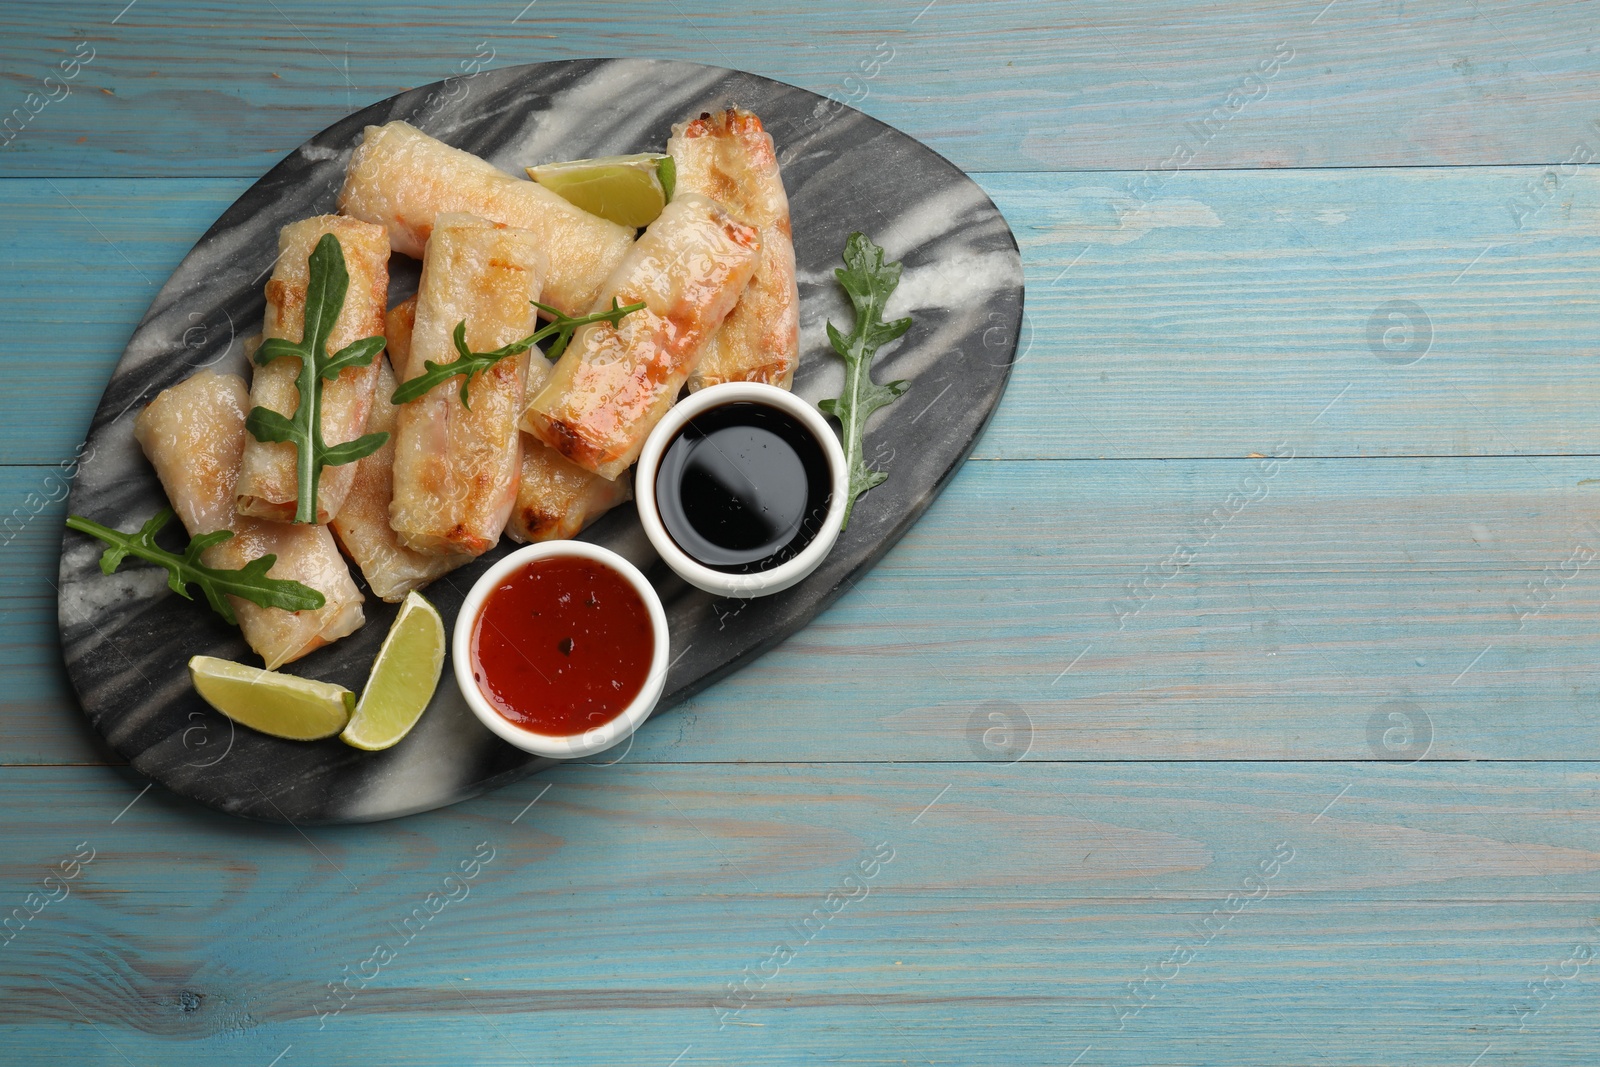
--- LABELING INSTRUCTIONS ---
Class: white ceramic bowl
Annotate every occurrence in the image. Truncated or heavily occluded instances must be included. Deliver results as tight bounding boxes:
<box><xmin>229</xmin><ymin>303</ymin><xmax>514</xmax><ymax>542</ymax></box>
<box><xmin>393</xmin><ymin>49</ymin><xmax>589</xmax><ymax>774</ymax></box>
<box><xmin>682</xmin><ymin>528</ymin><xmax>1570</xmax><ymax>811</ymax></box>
<box><xmin>635</xmin><ymin>382</ymin><xmax>848</xmax><ymax>598</ymax></box>
<box><xmin>452</xmin><ymin>541</ymin><xmax>669</xmax><ymax>758</ymax></box>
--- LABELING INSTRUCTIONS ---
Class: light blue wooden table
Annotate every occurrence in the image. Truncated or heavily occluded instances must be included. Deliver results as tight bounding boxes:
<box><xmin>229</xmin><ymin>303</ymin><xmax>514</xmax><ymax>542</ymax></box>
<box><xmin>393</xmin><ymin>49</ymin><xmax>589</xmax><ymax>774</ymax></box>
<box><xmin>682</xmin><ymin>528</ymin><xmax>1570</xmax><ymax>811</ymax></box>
<box><xmin>5</xmin><ymin>2</ymin><xmax>1600</xmax><ymax>1063</ymax></box>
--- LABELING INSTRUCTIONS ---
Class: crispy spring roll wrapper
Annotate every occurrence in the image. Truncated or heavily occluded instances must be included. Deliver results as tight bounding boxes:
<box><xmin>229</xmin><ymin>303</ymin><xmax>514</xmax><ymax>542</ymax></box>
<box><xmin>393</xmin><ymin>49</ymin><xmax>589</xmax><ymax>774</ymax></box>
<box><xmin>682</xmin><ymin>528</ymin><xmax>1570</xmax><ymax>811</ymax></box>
<box><xmin>337</xmin><ymin>121</ymin><xmax>634</xmax><ymax>317</ymax></box>
<box><xmin>236</xmin><ymin>215</ymin><xmax>390</xmax><ymax>524</ymax></box>
<box><xmin>504</xmin><ymin>268</ymin><xmax>636</xmax><ymax>544</ymax></box>
<box><xmin>134</xmin><ymin>369</ymin><xmax>364</xmax><ymax>669</ymax></box>
<box><xmin>520</xmin><ymin>193</ymin><xmax>761</xmax><ymax>480</ymax></box>
<box><xmin>385</xmin><ymin>297</ymin><xmax>416</xmax><ymax>364</ymax></box>
<box><xmin>669</xmin><ymin>108</ymin><xmax>800</xmax><ymax>391</ymax></box>
<box><xmin>331</xmin><ymin>343</ymin><xmax>467</xmax><ymax>601</ymax></box>
<box><xmin>390</xmin><ymin>214</ymin><xmax>547</xmax><ymax>557</ymax></box>
<box><xmin>506</xmin><ymin>441</ymin><xmax>633</xmax><ymax>544</ymax></box>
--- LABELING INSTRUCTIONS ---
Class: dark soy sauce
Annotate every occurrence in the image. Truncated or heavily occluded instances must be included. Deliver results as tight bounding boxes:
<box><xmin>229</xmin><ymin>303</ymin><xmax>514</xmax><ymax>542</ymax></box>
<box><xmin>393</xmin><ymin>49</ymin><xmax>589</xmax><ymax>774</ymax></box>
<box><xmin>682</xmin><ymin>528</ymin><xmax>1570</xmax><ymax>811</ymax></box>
<box><xmin>655</xmin><ymin>401</ymin><xmax>832</xmax><ymax>573</ymax></box>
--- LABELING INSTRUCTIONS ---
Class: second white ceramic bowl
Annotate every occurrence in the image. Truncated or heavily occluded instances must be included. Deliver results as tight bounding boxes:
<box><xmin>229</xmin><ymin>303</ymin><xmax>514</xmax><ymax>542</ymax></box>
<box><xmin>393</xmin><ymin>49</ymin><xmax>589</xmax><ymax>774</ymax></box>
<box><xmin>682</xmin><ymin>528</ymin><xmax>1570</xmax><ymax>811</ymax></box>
<box><xmin>634</xmin><ymin>382</ymin><xmax>848</xmax><ymax>598</ymax></box>
<box><xmin>452</xmin><ymin>541</ymin><xmax>669</xmax><ymax>759</ymax></box>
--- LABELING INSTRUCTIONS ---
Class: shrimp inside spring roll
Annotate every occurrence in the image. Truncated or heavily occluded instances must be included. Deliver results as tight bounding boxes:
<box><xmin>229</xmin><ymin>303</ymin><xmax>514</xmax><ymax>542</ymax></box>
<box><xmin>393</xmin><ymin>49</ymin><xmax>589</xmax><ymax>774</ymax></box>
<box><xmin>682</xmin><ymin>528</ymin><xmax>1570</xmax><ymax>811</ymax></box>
<box><xmin>338</xmin><ymin>120</ymin><xmax>634</xmax><ymax>318</ymax></box>
<box><xmin>135</xmin><ymin>369</ymin><xmax>364</xmax><ymax>669</ymax></box>
<box><xmin>669</xmin><ymin>108</ymin><xmax>800</xmax><ymax>391</ymax></box>
<box><xmin>521</xmin><ymin>193</ymin><xmax>761</xmax><ymax>480</ymax></box>
<box><xmin>235</xmin><ymin>215</ymin><xmax>390</xmax><ymax>525</ymax></box>
<box><xmin>389</xmin><ymin>213</ymin><xmax>547</xmax><ymax>558</ymax></box>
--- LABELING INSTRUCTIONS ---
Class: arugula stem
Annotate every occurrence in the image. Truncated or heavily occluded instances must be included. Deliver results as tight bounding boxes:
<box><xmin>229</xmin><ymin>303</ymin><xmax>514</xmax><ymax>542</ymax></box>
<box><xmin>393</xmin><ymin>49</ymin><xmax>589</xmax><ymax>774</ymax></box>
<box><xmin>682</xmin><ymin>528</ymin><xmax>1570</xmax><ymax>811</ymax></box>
<box><xmin>391</xmin><ymin>298</ymin><xmax>646</xmax><ymax>407</ymax></box>
<box><xmin>66</xmin><ymin>510</ymin><xmax>326</xmax><ymax>624</ymax></box>
<box><xmin>246</xmin><ymin>233</ymin><xmax>389</xmax><ymax>524</ymax></box>
<box><xmin>817</xmin><ymin>233</ymin><xmax>913</xmax><ymax>529</ymax></box>
<box><xmin>524</xmin><ymin>299</ymin><xmax>647</xmax><ymax>360</ymax></box>
<box><xmin>65</xmin><ymin>515</ymin><xmax>152</xmax><ymax>560</ymax></box>
<box><xmin>297</xmin><ymin>350</ymin><xmax>319</xmax><ymax>524</ymax></box>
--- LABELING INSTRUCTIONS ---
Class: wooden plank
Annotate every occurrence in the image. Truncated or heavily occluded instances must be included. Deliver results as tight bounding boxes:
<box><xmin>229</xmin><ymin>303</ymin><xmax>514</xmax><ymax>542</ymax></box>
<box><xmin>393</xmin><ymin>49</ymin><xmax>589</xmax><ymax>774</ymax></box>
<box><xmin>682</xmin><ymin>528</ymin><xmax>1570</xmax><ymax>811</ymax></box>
<box><xmin>0</xmin><ymin>177</ymin><xmax>247</xmax><ymax>466</ymax></box>
<box><xmin>13</xmin><ymin>5</ymin><xmax>1599</xmax><ymax>1064</ymax></box>
<box><xmin>1</xmin><ymin>761</ymin><xmax>1596</xmax><ymax>1064</ymax></box>
<box><xmin>18</xmin><ymin>456</ymin><xmax>1600</xmax><ymax>766</ymax></box>
<box><xmin>0</xmin><ymin>464</ymin><xmax>116</xmax><ymax>768</ymax></box>
<box><xmin>6</xmin><ymin>167</ymin><xmax>1600</xmax><ymax>465</ymax></box>
<box><xmin>607</xmin><ymin>454</ymin><xmax>1600</xmax><ymax>765</ymax></box>
<box><xmin>2</xmin><ymin>0</ymin><xmax>1598</xmax><ymax>176</ymax></box>
<box><xmin>975</xmin><ymin>166</ymin><xmax>1600</xmax><ymax>460</ymax></box>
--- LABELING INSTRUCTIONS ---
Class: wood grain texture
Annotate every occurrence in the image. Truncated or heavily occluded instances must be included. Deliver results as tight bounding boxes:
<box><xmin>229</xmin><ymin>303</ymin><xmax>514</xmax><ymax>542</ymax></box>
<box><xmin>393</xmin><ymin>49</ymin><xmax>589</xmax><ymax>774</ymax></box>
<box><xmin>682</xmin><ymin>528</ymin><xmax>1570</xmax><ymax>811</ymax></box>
<box><xmin>2</xmin><ymin>0</ymin><xmax>1599</xmax><ymax>176</ymax></box>
<box><xmin>6</xmin><ymin>167</ymin><xmax>1600</xmax><ymax>466</ymax></box>
<box><xmin>2</xmin><ymin>763</ymin><xmax>1597</xmax><ymax>1066</ymax></box>
<box><xmin>6</xmin><ymin>1</ymin><xmax>1600</xmax><ymax>1061</ymax></box>
<box><xmin>18</xmin><ymin>456</ymin><xmax>1600</xmax><ymax>767</ymax></box>
<box><xmin>981</xmin><ymin>167</ymin><xmax>1600</xmax><ymax>460</ymax></box>
<box><xmin>0</xmin><ymin>178</ymin><xmax>246</xmax><ymax>466</ymax></box>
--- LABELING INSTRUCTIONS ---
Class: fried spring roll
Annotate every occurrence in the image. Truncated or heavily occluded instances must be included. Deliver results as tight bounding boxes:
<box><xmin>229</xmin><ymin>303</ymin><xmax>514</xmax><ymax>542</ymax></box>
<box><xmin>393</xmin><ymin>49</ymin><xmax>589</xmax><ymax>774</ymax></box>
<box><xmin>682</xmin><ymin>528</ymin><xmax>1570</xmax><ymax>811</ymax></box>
<box><xmin>505</xmin><ymin>271</ymin><xmax>636</xmax><ymax>544</ymax></box>
<box><xmin>135</xmin><ymin>369</ymin><xmax>364</xmax><ymax>669</ymax></box>
<box><xmin>390</xmin><ymin>214</ymin><xmax>547</xmax><ymax>557</ymax></box>
<box><xmin>331</xmin><ymin>332</ymin><xmax>467</xmax><ymax>601</ymax></box>
<box><xmin>520</xmin><ymin>193</ymin><xmax>760</xmax><ymax>480</ymax></box>
<box><xmin>235</xmin><ymin>215</ymin><xmax>390</xmax><ymax>524</ymax></box>
<box><xmin>337</xmin><ymin>120</ymin><xmax>634</xmax><ymax>317</ymax></box>
<box><xmin>506</xmin><ymin>443</ymin><xmax>633</xmax><ymax>544</ymax></box>
<box><xmin>669</xmin><ymin>108</ymin><xmax>800</xmax><ymax>390</ymax></box>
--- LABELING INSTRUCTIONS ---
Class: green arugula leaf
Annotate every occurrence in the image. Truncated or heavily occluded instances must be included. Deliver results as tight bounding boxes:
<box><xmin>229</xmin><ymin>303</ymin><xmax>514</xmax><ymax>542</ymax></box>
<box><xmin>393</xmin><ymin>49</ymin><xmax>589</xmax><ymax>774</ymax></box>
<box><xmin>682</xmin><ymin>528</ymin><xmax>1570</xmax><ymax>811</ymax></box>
<box><xmin>817</xmin><ymin>232</ymin><xmax>913</xmax><ymax>528</ymax></box>
<box><xmin>247</xmin><ymin>232</ymin><xmax>389</xmax><ymax>523</ymax></box>
<box><xmin>390</xmin><ymin>298</ymin><xmax>646</xmax><ymax>409</ymax></box>
<box><xmin>66</xmin><ymin>510</ymin><xmax>326</xmax><ymax>626</ymax></box>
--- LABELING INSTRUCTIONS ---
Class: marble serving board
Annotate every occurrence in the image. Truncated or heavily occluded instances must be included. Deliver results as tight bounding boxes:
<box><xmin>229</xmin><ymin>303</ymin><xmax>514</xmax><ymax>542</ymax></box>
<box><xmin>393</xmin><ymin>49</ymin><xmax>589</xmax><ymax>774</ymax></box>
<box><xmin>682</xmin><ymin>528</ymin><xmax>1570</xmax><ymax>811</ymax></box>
<box><xmin>57</xmin><ymin>59</ymin><xmax>1025</xmax><ymax>824</ymax></box>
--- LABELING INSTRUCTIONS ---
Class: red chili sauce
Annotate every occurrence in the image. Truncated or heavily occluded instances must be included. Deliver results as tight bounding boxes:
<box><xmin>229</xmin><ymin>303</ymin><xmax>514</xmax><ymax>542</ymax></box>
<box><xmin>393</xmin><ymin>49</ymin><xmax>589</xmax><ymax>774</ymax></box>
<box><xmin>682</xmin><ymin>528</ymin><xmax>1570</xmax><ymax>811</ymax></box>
<box><xmin>469</xmin><ymin>556</ymin><xmax>654</xmax><ymax>736</ymax></box>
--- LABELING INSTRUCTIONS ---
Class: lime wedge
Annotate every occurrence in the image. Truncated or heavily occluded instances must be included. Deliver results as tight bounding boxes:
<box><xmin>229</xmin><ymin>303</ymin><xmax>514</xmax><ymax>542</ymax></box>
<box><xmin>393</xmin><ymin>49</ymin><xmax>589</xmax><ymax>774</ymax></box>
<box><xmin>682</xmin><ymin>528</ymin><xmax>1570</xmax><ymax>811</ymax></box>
<box><xmin>527</xmin><ymin>153</ymin><xmax>671</xmax><ymax>227</ymax></box>
<box><xmin>189</xmin><ymin>656</ymin><xmax>353</xmax><ymax>741</ymax></box>
<box><xmin>339</xmin><ymin>591</ymin><xmax>445</xmax><ymax>751</ymax></box>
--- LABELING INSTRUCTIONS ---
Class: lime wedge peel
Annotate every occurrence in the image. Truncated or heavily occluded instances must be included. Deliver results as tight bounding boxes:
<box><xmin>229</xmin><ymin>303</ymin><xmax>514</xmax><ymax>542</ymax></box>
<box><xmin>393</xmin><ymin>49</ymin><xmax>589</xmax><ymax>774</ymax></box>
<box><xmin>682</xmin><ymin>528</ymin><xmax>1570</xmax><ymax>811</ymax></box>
<box><xmin>189</xmin><ymin>655</ymin><xmax>353</xmax><ymax>741</ymax></box>
<box><xmin>187</xmin><ymin>590</ymin><xmax>445</xmax><ymax>750</ymax></box>
<box><xmin>527</xmin><ymin>153</ymin><xmax>673</xmax><ymax>228</ymax></box>
<box><xmin>339</xmin><ymin>590</ymin><xmax>446</xmax><ymax>752</ymax></box>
